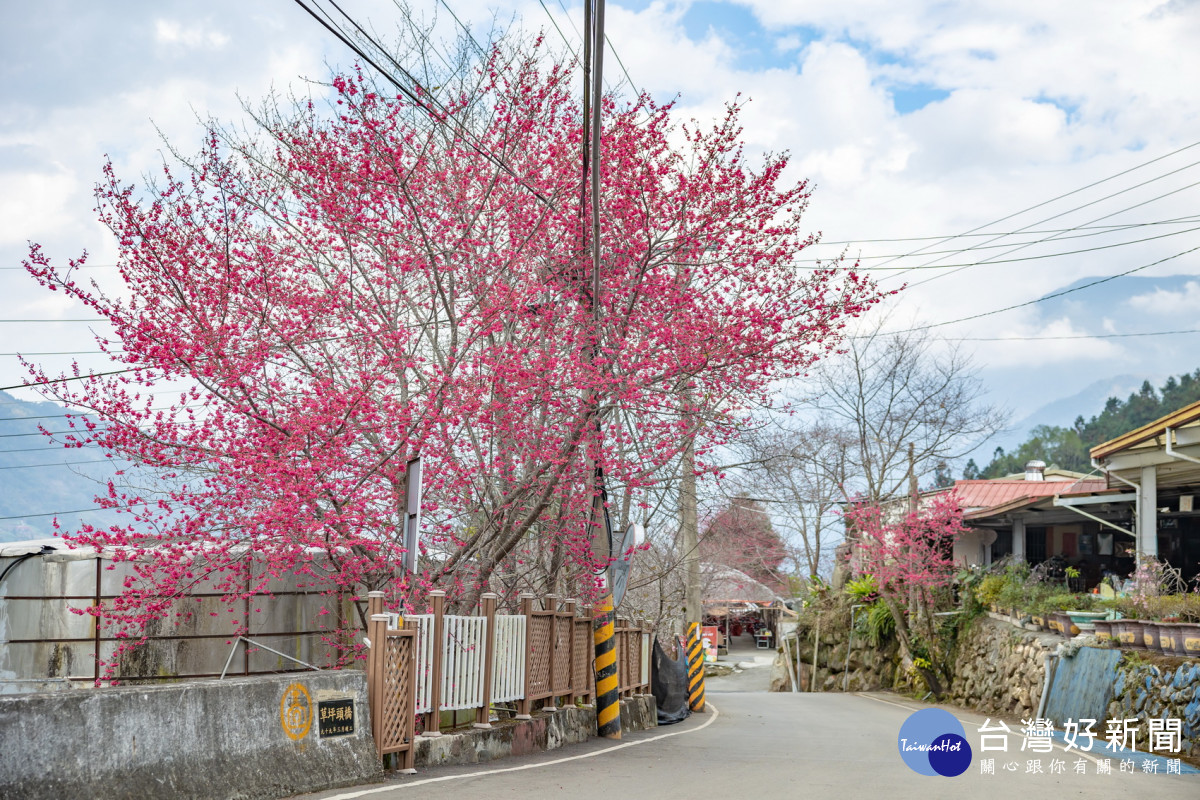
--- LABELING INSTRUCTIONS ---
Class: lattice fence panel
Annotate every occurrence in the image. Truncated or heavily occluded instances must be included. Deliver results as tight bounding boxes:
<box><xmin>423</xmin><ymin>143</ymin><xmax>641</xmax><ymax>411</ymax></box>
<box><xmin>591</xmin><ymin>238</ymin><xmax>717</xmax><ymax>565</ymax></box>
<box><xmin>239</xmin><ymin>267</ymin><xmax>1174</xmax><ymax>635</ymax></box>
<box><xmin>378</xmin><ymin>631</ymin><xmax>414</xmax><ymax>755</ymax></box>
<box><xmin>571</xmin><ymin>620</ymin><xmax>592</xmax><ymax>696</ymax></box>
<box><xmin>526</xmin><ymin>614</ymin><xmax>553</xmax><ymax>698</ymax></box>
<box><xmin>628</xmin><ymin>629</ymin><xmax>642</xmax><ymax>691</ymax></box>
<box><xmin>552</xmin><ymin>614</ymin><xmax>572</xmax><ymax>694</ymax></box>
<box><xmin>616</xmin><ymin>626</ymin><xmax>635</xmax><ymax>693</ymax></box>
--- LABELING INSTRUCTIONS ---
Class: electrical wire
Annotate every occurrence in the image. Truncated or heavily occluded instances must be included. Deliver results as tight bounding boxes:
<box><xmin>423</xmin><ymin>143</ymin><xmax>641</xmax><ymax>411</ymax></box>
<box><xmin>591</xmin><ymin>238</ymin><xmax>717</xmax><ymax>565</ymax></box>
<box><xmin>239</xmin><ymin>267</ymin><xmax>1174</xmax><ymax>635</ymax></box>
<box><xmin>873</xmin><ymin>243</ymin><xmax>1200</xmax><ymax>335</ymax></box>
<box><xmin>0</xmin><ymin>507</ymin><xmax>110</xmax><ymax>521</ymax></box>
<box><xmin>868</xmin><ymin>138</ymin><xmax>1200</xmax><ymax>283</ymax></box>
<box><xmin>902</xmin><ymin>176</ymin><xmax>1200</xmax><ymax>289</ymax></box>
<box><xmin>0</xmin><ymin>428</ymin><xmax>109</xmax><ymax>438</ymax></box>
<box><xmin>0</xmin><ymin>458</ymin><xmax>119</xmax><ymax>471</ymax></box>
<box><xmin>943</xmin><ymin>328</ymin><xmax>1200</xmax><ymax>342</ymax></box>
<box><xmin>789</xmin><ymin>216</ymin><xmax>1200</xmax><ymax>261</ymax></box>
<box><xmin>291</xmin><ymin>0</ymin><xmax>557</xmax><ymax>208</ymax></box>
<box><xmin>788</xmin><ymin>223</ymin><xmax>1200</xmax><ymax>271</ymax></box>
<box><xmin>801</xmin><ymin>217</ymin><xmax>1200</xmax><ymax>248</ymax></box>
<box><xmin>0</xmin><ymin>443</ymin><xmax>102</xmax><ymax>454</ymax></box>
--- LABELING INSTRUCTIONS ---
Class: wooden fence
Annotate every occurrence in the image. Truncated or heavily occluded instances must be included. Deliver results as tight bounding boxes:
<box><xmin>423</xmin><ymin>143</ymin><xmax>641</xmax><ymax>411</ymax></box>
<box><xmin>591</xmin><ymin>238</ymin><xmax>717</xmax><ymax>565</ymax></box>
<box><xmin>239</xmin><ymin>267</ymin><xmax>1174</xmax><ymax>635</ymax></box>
<box><xmin>365</xmin><ymin>590</ymin><xmax>652</xmax><ymax>764</ymax></box>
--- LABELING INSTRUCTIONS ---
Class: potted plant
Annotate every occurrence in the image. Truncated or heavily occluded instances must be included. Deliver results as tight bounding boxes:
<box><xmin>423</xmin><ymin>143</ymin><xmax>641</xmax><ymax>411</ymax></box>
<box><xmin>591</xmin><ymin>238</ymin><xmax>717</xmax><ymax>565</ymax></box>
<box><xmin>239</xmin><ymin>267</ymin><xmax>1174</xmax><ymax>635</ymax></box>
<box><xmin>1179</xmin><ymin>594</ymin><xmax>1200</xmax><ymax>657</ymax></box>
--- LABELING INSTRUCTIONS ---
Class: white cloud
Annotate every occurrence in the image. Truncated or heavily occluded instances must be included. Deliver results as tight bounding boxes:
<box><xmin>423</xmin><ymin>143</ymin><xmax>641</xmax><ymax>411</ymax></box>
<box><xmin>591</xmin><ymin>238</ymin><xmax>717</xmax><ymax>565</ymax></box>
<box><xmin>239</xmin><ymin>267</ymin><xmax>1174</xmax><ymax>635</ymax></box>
<box><xmin>154</xmin><ymin>19</ymin><xmax>230</xmax><ymax>50</ymax></box>
<box><xmin>1127</xmin><ymin>281</ymin><xmax>1200</xmax><ymax>315</ymax></box>
<box><xmin>3</xmin><ymin>0</ymin><xmax>1199</xmax><ymax>414</ymax></box>
<box><xmin>970</xmin><ymin>315</ymin><xmax>1126</xmax><ymax>369</ymax></box>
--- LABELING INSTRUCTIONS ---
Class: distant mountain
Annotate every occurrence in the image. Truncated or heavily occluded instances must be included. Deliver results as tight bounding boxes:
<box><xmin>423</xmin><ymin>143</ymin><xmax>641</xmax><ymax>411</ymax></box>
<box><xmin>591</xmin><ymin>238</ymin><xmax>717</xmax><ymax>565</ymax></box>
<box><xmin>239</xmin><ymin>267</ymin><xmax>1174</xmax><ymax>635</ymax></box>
<box><xmin>1032</xmin><ymin>274</ymin><xmax>1200</xmax><ymax>325</ymax></box>
<box><xmin>0</xmin><ymin>391</ymin><xmax>127</xmax><ymax>543</ymax></box>
<box><xmin>967</xmin><ymin>374</ymin><xmax>1161</xmax><ymax>471</ymax></box>
<box><xmin>1010</xmin><ymin>373</ymin><xmax>1154</xmax><ymax>443</ymax></box>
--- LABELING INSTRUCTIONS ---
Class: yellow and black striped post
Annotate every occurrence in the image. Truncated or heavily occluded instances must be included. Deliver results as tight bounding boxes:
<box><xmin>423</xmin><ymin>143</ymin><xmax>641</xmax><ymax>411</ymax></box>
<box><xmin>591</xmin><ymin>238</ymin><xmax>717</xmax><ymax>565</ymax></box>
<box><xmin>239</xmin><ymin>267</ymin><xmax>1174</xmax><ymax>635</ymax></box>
<box><xmin>592</xmin><ymin>591</ymin><xmax>621</xmax><ymax>739</ymax></box>
<box><xmin>686</xmin><ymin>622</ymin><xmax>706</xmax><ymax>712</ymax></box>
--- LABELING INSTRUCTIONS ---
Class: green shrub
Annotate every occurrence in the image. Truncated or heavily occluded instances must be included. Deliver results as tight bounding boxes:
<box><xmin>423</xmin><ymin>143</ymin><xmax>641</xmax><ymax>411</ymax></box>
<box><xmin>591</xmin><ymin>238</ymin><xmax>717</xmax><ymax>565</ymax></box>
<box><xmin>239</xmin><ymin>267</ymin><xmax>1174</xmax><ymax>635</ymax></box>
<box><xmin>856</xmin><ymin>600</ymin><xmax>896</xmax><ymax>647</ymax></box>
<box><xmin>976</xmin><ymin>574</ymin><xmax>1005</xmax><ymax>606</ymax></box>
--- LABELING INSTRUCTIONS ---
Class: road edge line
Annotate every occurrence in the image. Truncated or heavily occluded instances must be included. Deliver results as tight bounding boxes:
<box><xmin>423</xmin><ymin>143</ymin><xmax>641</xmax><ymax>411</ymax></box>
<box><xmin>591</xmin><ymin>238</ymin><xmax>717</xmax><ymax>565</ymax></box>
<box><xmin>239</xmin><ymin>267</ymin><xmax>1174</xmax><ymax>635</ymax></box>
<box><xmin>321</xmin><ymin>702</ymin><xmax>722</xmax><ymax>799</ymax></box>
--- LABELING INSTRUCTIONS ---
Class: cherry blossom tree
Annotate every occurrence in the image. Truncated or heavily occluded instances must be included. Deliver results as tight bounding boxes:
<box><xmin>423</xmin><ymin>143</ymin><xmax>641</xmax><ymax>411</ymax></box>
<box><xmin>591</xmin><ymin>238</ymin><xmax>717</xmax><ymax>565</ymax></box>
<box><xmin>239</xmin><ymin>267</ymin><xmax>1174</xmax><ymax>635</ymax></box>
<box><xmin>842</xmin><ymin>492</ymin><xmax>965</xmax><ymax>695</ymax></box>
<box><xmin>700</xmin><ymin>497</ymin><xmax>787</xmax><ymax>592</ymax></box>
<box><xmin>23</xmin><ymin>36</ymin><xmax>882</xmax><ymax>664</ymax></box>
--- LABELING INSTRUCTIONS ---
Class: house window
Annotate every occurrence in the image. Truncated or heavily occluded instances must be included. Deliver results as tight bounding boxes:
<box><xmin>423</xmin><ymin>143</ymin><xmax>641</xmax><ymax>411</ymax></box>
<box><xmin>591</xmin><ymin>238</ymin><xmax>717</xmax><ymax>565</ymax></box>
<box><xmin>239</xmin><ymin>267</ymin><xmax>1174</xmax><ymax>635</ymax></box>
<box><xmin>992</xmin><ymin>530</ymin><xmax>1012</xmax><ymax>560</ymax></box>
<box><xmin>1026</xmin><ymin>527</ymin><xmax>1047</xmax><ymax>564</ymax></box>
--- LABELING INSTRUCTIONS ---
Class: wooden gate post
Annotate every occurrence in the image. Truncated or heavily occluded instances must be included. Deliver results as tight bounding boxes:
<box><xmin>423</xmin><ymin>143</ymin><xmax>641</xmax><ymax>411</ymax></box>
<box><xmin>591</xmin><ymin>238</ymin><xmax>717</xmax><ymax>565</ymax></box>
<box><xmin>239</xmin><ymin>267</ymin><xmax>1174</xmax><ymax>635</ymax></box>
<box><xmin>563</xmin><ymin>599</ymin><xmax>578</xmax><ymax>704</ymax></box>
<box><xmin>424</xmin><ymin>590</ymin><xmax>446</xmax><ymax>736</ymax></box>
<box><xmin>544</xmin><ymin>594</ymin><xmax>560</xmax><ymax>711</ymax></box>
<box><xmin>516</xmin><ymin>593</ymin><xmax>535</xmax><ymax>719</ymax></box>
<box><xmin>367</xmin><ymin>613</ymin><xmax>389</xmax><ymax>759</ymax></box>
<box><xmin>475</xmin><ymin>593</ymin><xmax>498</xmax><ymax>728</ymax></box>
<box><xmin>367</xmin><ymin>590</ymin><xmax>385</xmax><ymax>621</ymax></box>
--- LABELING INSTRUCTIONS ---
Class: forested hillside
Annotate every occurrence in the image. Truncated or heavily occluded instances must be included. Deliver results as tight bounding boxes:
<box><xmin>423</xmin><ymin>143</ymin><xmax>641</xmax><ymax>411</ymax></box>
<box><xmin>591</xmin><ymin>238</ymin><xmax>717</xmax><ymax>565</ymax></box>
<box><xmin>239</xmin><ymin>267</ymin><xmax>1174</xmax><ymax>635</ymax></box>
<box><xmin>965</xmin><ymin>370</ymin><xmax>1200</xmax><ymax>479</ymax></box>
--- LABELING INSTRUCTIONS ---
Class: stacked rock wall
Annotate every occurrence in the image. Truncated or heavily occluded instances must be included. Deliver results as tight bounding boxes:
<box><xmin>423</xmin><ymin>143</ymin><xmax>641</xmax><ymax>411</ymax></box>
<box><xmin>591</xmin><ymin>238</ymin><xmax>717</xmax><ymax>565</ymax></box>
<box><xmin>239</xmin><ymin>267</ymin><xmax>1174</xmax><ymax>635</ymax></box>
<box><xmin>1107</xmin><ymin>659</ymin><xmax>1200</xmax><ymax>759</ymax></box>
<box><xmin>948</xmin><ymin>616</ymin><xmax>1059</xmax><ymax>716</ymax></box>
<box><xmin>774</xmin><ymin>620</ymin><xmax>899</xmax><ymax>693</ymax></box>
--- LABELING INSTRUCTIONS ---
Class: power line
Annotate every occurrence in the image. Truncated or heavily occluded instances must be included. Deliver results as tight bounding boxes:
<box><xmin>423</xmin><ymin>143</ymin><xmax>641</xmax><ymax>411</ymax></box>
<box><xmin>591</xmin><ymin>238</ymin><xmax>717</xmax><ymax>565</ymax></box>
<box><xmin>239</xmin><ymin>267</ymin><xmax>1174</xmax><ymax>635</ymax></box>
<box><xmin>0</xmin><ymin>443</ymin><xmax>102</xmax><ymax>454</ymax></box>
<box><xmin>875</xmin><ymin>243</ymin><xmax>1200</xmax><ymax>335</ymax></box>
<box><xmin>791</xmin><ymin>216</ymin><xmax>1200</xmax><ymax>261</ymax></box>
<box><xmin>0</xmin><ymin>428</ymin><xmax>110</xmax><ymax>438</ymax></box>
<box><xmin>291</xmin><ymin>0</ymin><xmax>557</xmax><ymax>208</ymax></box>
<box><xmin>1</xmin><ymin>369</ymin><xmax>147</xmax><ymax>392</ymax></box>
<box><xmin>869</xmin><ymin>139</ymin><xmax>1200</xmax><ymax>283</ymax></box>
<box><xmin>0</xmin><ymin>351</ymin><xmax>118</xmax><ymax>356</ymax></box>
<box><xmin>789</xmin><ymin>223</ymin><xmax>1200</xmax><ymax>272</ymax></box>
<box><xmin>944</xmin><ymin>328</ymin><xmax>1200</xmax><ymax>342</ymax></box>
<box><xmin>902</xmin><ymin>174</ymin><xmax>1200</xmax><ymax>289</ymax></box>
<box><xmin>0</xmin><ymin>507</ymin><xmax>109</xmax><ymax>521</ymax></box>
<box><xmin>0</xmin><ymin>320</ymin><xmax>110</xmax><ymax>323</ymax></box>
<box><xmin>801</xmin><ymin>217</ymin><xmax>1200</xmax><ymax>248</ymax></box>
<box><xmin>0</xmin><ymin>458</ymin><xmax>120</xmax><ymax>471</ymax></box>
<box><xmin>0</xmin><ymin>500</ymin><xmax>161</xmax><ymax>522</ymax></box>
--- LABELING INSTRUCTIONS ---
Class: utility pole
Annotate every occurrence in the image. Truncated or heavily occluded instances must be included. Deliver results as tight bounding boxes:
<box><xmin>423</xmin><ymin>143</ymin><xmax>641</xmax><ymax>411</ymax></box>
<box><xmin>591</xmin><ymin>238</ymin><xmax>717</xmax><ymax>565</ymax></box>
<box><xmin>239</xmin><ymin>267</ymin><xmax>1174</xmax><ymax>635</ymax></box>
<box><xmin>681</xmin><ymin>430</ymin><xmax>706</xmax><ymax>713</ymax></box>
<box><xmin>907</xmin><ymin>442</ymin><xmax>919</xmax><ymax>514</ymax></box>
<box><xmin>580</xmin><ymin>0</ymin><xmax>620</xmax><ymax>741</ymax></box>
<box><xmin>681</xmin><ymin>434</ymin><xmax>700</xmax><ymax>630</ymax></box>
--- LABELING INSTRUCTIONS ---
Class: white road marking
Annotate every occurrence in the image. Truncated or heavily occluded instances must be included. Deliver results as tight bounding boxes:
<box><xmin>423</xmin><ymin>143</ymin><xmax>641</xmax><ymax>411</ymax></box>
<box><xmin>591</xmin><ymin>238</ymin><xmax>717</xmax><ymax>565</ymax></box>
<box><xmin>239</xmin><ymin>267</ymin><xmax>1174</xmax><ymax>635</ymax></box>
<box><xmin>321</xmin><ymin>703</ymin><xmax>722</xmax><ymax>799</ymax></box>
<box><xmin>855</xmin><ymin>691</ymin><xmax>1106</xmax><ymax>765</ymax></box>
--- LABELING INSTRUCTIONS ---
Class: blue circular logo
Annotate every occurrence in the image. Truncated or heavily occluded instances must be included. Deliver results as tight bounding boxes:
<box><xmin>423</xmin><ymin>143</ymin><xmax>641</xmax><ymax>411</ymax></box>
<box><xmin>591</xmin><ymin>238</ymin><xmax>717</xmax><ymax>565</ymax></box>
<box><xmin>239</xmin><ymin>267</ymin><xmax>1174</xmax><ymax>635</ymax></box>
<box><xmin>898</xmin><ymin>708</ymin><xmax>972</xmax><ymax>777</ymax></box>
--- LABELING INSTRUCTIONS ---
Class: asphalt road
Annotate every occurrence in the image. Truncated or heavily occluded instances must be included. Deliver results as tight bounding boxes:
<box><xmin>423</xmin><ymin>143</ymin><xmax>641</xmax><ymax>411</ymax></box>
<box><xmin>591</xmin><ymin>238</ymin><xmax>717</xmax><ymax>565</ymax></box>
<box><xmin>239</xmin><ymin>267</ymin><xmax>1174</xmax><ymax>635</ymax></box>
<box><xmin>294</xmin><ymin>692</ymin><xmax>1200</xmax><ymax>800</ymax></box>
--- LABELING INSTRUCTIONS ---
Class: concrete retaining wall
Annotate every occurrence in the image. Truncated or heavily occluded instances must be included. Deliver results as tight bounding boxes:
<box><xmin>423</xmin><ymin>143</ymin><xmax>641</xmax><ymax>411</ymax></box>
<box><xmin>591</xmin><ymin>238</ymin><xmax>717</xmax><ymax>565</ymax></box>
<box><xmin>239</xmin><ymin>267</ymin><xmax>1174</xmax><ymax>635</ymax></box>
<box><xmin>416</xmin><ymin>695</ymin><xmax>657</xmax><ymax>767</ymax></box>
<box><xmin>0</xmin><ymin>670</ymin><xmax>381</xmax><ymax>800</ymax></box>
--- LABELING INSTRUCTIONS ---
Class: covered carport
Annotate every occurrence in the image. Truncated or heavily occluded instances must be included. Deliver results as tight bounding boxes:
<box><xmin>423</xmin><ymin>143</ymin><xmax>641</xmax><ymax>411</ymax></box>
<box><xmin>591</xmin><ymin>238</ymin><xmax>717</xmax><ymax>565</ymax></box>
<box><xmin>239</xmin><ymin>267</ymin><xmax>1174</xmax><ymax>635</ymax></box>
<box><xmin>1090</xmin><ymin>399</ymin><xmax>1200</xmax><ymax>583</ymax></box>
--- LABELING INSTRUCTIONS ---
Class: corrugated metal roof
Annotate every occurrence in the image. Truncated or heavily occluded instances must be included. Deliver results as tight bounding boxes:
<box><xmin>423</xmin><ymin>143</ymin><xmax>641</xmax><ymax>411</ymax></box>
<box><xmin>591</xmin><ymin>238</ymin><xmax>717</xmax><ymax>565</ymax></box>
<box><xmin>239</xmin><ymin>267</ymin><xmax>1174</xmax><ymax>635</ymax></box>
<box><xmin>950</xmin><ymin>478</ymin><xmax>1108</xmax><ymax>511</ymax></box>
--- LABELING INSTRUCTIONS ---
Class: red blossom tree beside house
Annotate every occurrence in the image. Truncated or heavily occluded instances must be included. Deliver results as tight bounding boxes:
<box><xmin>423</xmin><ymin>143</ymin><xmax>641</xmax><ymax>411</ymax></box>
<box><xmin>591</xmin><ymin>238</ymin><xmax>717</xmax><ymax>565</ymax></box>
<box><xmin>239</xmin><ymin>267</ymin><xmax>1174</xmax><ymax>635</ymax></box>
<box><xmin>842</xmin><ymin>492</ymin><xmax>965</xmax><ymax>695</ymax></box>
<box><xmin>23</xmin><ymin>38</ymin><xmax>884</xmax><ymax>670</ymax></box>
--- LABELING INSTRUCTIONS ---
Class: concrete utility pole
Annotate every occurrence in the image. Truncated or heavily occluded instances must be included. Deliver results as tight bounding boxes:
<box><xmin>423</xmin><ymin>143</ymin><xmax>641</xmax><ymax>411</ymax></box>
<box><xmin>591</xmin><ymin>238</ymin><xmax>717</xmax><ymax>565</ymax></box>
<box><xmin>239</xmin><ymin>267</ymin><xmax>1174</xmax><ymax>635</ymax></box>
<box><xmin>681</xmin><ymin>434</ymin><xmax>700</xmax><ymax>629</ymax></box>
<box><xmin>907</xmin><ymin>442</ymin><xmax>919</xmax><ymax>513</ymax></box>
<box><xmin>581</xmin><ymin>0</ymin><xmax>620</xmax><ymax>742</ymax></box>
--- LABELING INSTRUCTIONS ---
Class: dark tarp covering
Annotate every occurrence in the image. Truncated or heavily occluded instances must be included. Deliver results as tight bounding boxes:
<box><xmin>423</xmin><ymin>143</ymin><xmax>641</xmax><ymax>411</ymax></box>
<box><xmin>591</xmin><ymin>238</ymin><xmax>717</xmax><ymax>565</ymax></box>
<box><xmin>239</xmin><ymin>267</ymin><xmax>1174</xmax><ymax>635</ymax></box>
<box><xmin>651</xmin><ymin>636</ymin><xmax>691</xmax><ymax>725</ymax></box>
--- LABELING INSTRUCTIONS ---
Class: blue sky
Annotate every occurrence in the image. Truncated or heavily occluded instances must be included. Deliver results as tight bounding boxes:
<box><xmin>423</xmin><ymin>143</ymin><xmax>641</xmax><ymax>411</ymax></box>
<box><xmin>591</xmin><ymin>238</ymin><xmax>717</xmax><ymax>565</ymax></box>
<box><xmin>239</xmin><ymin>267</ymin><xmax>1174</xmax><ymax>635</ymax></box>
<box><xmin>2</xmin><ymin>0</ymin><xmax>1200</xmax><ymax>423</ymax></box>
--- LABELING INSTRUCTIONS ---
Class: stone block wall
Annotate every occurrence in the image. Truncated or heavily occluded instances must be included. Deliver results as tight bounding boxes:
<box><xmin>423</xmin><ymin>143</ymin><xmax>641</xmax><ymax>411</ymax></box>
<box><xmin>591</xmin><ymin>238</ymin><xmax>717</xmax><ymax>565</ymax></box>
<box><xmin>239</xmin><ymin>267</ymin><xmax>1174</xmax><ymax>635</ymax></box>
<box><xmin>1108</xmin><ymin>659</ymin><xmax>1200</xmax><ymax>759</ymax></box>
<box><xmin>948</xmin><ymin>616</ymin><xmax>1059</xmax><ymax>716</ymax></box>
<box><xmin>774</xmin><ymin>621</ymin><xmax>899</xmax><ymax>693</ymax></box>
